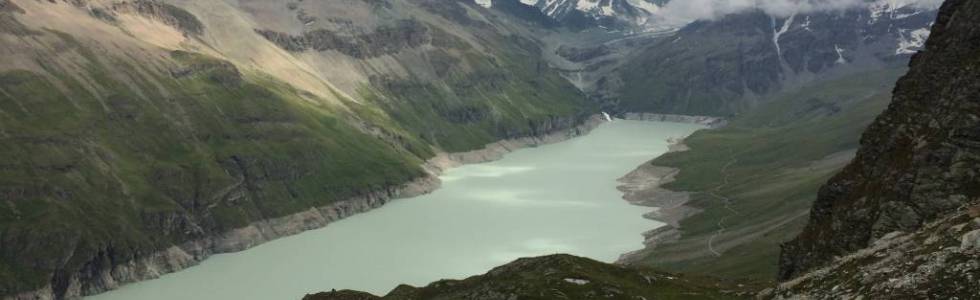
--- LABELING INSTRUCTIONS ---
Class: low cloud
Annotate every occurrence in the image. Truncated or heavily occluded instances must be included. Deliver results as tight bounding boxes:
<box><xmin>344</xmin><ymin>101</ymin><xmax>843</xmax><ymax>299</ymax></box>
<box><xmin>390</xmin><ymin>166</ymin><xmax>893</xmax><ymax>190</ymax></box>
<box><xmin>651</xmin><ymin>0</ymin><xmax>944</xmax><ymax>24</ymax></box>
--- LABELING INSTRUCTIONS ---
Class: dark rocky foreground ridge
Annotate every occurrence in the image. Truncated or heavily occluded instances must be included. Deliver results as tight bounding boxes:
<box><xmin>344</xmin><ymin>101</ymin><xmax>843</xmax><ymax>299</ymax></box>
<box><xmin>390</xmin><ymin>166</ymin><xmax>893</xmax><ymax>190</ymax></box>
<box><xmin>764</xmin><ymin>208</ymin><xmax>980</xmax><ymax>299</ymax></box>
<box><xmin>303</xmin><ymin>254</ymin><xmax>752</xmax><ymax>300</ymax></box>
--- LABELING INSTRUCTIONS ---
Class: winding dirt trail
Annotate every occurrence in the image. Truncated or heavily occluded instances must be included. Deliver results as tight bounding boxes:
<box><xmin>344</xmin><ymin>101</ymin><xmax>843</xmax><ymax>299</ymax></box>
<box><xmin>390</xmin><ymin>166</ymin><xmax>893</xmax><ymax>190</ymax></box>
<box><xmin>705</xmin><ymin>148</ymin><xmax>740</xmax><ymax>257</ymax></box>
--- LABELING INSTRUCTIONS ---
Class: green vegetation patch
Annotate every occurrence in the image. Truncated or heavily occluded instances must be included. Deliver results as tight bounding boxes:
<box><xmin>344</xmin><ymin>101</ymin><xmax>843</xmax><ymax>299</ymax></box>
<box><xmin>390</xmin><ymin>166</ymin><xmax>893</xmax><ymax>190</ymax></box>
<box><xmin>361</xmin><ymin>31</ymin><xmax>595</xmax><ymax>153</ymax></box>
<box><xmin>0</xmin><ymin>36</ymin><xmax>423</xmax><ymax>294</ymax></box>
<box><xmin>638</xmin><ymin>69</ymin><xmax>905</xmax><ymax>281</ymax></box>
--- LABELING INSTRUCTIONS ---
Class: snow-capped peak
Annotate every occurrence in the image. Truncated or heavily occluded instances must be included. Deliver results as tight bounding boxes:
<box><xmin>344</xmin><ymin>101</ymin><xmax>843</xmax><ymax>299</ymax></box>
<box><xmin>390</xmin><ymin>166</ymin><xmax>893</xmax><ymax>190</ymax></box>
<box><xmin>518</xmin><ymin>0</ymin><xmax>669</xmax><ymax>31</ymax></box>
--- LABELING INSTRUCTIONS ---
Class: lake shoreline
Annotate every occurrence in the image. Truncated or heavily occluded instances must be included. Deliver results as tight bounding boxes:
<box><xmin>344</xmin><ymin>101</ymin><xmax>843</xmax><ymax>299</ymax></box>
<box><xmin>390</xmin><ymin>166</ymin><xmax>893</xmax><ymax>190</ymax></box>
<box><xmin>15</xmin><ymin>116</ymin><xmax>607</xmax><ymax>300</ymax></box>
<box><xmin>615</xmin><ymin>139</ymin><xmax>699</xmax><ymax>265</ymax></box>
<box><xmin>614</xmin><ymin>114</ymin><xmax>726</xmax><ymax>265</ymax></box>
<box><xmin>621</xmin><ymin>113</ymin><xmax>727</xmax><ymax>129</ymax></box>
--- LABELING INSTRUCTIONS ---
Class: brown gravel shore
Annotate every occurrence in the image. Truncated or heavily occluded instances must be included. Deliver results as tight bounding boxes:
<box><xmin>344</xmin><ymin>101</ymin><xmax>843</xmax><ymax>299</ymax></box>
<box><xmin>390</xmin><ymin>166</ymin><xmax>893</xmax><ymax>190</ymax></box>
<box><xmin>615</xmin><ymin>138</ymin><xmax>702</xmax><ymax>264</ymax></box>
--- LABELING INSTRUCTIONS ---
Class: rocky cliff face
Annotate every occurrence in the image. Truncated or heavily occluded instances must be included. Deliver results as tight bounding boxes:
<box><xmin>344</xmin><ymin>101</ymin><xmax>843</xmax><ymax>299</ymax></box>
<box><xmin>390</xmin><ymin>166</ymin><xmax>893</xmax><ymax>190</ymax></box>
<box><xmin>255</xmin><ymin>19</ymin><xmax>430</xmax><ymax>59</ymax></box>
<box><xmin>779</xmin><ymin>0</ymin><xmax>980</xmax><ymax>282</ymax></box>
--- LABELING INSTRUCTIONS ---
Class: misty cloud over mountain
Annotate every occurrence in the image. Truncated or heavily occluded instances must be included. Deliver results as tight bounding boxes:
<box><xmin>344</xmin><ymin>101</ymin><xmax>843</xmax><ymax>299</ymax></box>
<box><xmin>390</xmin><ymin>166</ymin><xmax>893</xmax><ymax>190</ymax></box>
<box><xmin>652</xmin><ymin>0</ymin><xmax>943</xmax><ymax>25</ymax></box>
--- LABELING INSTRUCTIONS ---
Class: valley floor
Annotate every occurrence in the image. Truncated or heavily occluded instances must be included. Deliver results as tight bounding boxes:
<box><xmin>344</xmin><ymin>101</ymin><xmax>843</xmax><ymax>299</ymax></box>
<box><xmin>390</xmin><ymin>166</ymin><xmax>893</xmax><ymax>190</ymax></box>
<box><xmin>84</xmin><ymin>118</ymin><xmax>714</xmax><ymax>300</ymax></box>
<box><xmin>619</xmin><ymin>69</ymin><xmax>905</xmax><ymax>281</ymax></box>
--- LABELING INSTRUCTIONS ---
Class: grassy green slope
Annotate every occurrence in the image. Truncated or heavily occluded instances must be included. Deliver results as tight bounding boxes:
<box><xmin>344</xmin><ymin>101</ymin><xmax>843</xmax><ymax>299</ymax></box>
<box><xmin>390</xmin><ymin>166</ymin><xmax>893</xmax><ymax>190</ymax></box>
<box><xmin>637</xmin><ymin>68</ymin><xmax>905</xmax><ymax>281</ymax></box>
<box><xmin>357</xmin><ymin>24</ymin><xmax>595</xmax><ymax>153</ymax></box>
<box><xmin>0</xmin><ymin>32</ymin><xmax>427</xmax><ymax>293</ymax></box>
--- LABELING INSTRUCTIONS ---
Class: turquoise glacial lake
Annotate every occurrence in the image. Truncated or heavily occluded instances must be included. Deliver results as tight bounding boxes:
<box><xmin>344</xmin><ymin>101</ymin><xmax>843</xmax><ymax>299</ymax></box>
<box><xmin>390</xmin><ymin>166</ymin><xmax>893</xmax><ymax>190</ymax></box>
<box><xmin>89</xmin><ymin>120</ymin><xmax>703</xmax><ymax>300</ymax></box>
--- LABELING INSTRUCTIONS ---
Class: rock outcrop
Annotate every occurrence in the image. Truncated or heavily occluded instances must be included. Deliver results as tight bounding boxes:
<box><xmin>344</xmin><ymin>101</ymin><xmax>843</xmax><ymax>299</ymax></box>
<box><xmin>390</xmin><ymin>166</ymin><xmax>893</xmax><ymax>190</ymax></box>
<box><xmin>109</xmin><ymin>1</ymin><xmax>205</xmax><ymax>35</ymax></box>
<box><xmin>764</xmin><ymin>208</ymin><xmax>980</xmax><ymax>299</ymax></box>
<box><xmin>303</xmin><ymin>254</ymin><xmax>750</xmax><ymax>300</ymax></box>
<box><xmin>621</xmin><ymin>112</ymin><xmax>727</xmax><ymax>128</ymax></box>
<box><xmin>255</xmin><ymin>20</ymin><xmax>430</xmax><ymax>58</ymax></box>
<box><xmin>780</xmin><ymin>0</ymin><xmax>980</xmax><ymax>283</ymax></box>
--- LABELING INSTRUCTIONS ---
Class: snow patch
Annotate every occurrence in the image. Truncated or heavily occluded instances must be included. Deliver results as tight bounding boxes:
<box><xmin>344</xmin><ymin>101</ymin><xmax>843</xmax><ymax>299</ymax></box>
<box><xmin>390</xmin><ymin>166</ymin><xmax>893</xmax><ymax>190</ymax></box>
<box><xmin>868</xmin><ymin>0</ymin><xmax>939</xmax><ymax>24</ymax></box>
<box><xmin>576</xmin><ymin>0</ymin><xmax>600</xmax><ymax>11</ymax></box>
<box><xmin>896</xmin><ymin>27</ymin><xmax>930</xmax><ymax>55</ymax></box>
<box><xmin>475</xmin><ymin>0</ymin><xmax>493</xmax><ymax>8</ymax></box>
<box><xmin>626</xmin><ymin>0</ymin><xmax>660</xmax><ymax>14</ymax></box>
<box><xmin>599</xmin><ymin>0</ymin><xmax>616</xmax><ymax>16</ymax></box>
<box><xmin>834</xmin><ymin>44</ymin><xmax>847</xmax><ymax>64</ymax></box>
<box><xmin>772</xmin><ymin>14</ymin><xmax>797</xmax><ymax>60</ymax></box>
<box><xmin>517</xmin><ymin>0</ymin><xmax>677</xmax><ymax>32</ymax></box>
<box><xmin>801</xmin><ymin>16</ymin><xmax>812</xmax><ymax>31</ymax></box>
<box><xmin>564</xmin><ymin>278</ymin><xmax>590</xmax><ymax>285</ymax></box>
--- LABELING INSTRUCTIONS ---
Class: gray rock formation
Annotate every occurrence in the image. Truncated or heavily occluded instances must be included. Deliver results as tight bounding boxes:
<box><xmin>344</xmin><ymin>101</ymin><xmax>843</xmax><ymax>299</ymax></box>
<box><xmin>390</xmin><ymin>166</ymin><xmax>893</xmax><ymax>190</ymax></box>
<box><xmin>255</xmin><ymin>19</ymin><xmax>430</xmax><ymax>58</ymax></box>
<box><xmin>780</xmin><ymin>0</ymin><xmax>980</xmax><ymax>283</ymax></box>
<box><xmin>764</xmin><ymin>211</ymin><xmax>980</xmax><ymax>299</ymax></box>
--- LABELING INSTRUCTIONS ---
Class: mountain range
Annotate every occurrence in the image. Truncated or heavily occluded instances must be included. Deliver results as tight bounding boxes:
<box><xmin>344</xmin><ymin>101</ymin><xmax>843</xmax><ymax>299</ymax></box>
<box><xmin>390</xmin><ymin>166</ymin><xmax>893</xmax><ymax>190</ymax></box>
<box><xmin>310</xmin><ymin>0</ymin><xmax>980</xmax><ymax>297</ymax></box>
<box><xmin>0</xmin><ymin>0</ymin><xmax>973</xmax><ymax>299</ymax></box>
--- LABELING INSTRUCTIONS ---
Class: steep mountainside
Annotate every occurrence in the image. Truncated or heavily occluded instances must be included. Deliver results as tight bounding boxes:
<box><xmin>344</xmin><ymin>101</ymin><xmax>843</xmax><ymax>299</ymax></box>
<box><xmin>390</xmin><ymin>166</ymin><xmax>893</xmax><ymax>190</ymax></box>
<box><xmin>611</xmin><ymin>1</ymin><xmax>937</xmax><ymax>115</ymax></box>
<box><xmin>303</xmin><ymin>254</ymin><xmax>751</xmax><ymax>300</ymax></box>
<box><xmin>0</xmin><ymin>0</ymin><xmax>594</xmax><ymax>298</ymax></box>
<box><xmin>780</xmin><ymin>0</ymin><xmax>980</xmax><ymax>282</ymax></box>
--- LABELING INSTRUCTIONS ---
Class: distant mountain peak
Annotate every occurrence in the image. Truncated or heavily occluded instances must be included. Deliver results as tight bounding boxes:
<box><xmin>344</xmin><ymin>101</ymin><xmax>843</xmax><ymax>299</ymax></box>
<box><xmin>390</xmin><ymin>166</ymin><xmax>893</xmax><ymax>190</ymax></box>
<box><xmin>488</xmin><ymin>0</ymin><xmax>671</xmax><ymax>32</ymax></box>
<box><xmin>490</xmin><ymin>0</ymin><xmax>938</xmax><ymax>33</ymax></box>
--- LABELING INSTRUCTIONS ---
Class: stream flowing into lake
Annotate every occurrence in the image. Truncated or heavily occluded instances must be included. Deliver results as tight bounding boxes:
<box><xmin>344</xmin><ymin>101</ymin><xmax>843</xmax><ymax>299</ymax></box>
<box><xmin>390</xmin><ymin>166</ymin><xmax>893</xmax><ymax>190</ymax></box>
<box><xmin>89</xmin><ymin>120</ymin><xmax>703</xmax><ymax>300</ymax></box>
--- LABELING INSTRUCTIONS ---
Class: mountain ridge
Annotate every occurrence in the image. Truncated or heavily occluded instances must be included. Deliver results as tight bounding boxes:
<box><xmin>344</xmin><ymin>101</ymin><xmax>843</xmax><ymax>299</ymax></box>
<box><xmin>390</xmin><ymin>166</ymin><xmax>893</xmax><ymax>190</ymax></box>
<box><xmin>0</xmin><ymin>0</ymin><xmax>967</xmax><ymax>298</ymax></box>
<box><xmin>611</xmin><ymin>0</ymin><xmax>938</xmax><ymax>115</ymax></box>
<box><xmin>0</xmin><ymin>0</ymin><xmax>596</xmax><ymax>297</ymax></box>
